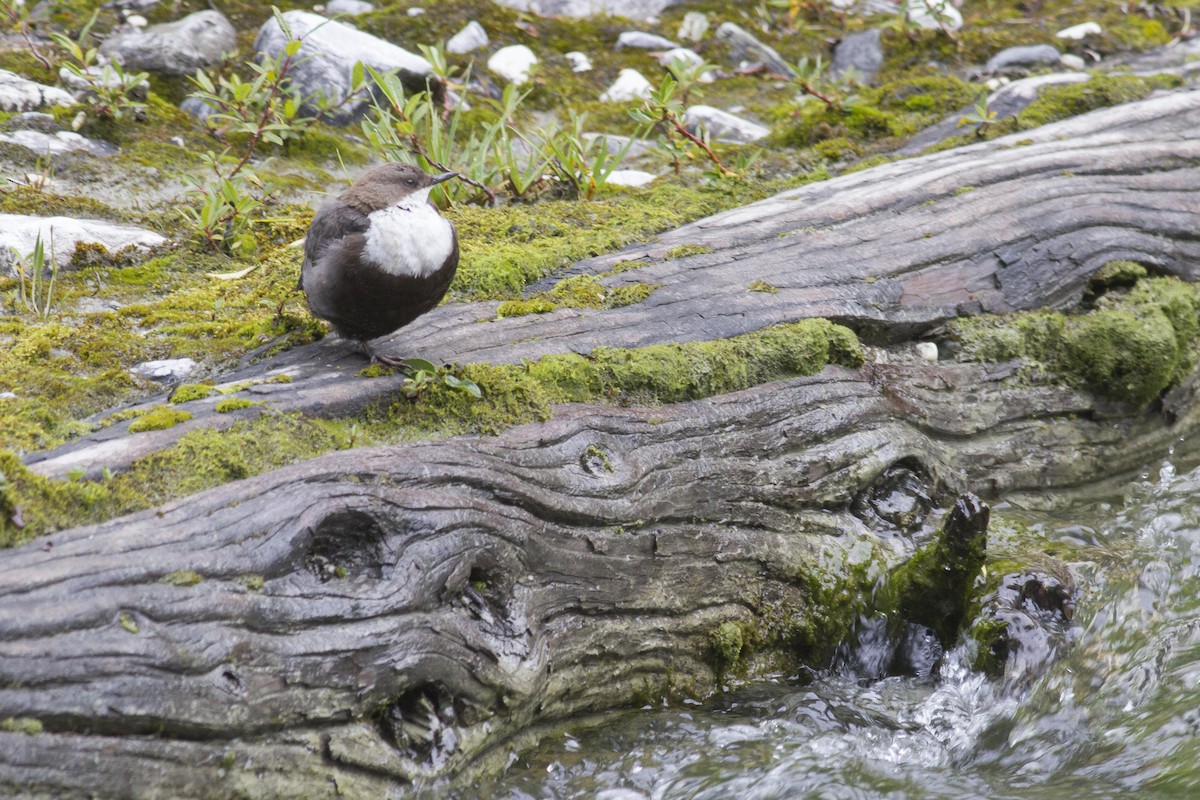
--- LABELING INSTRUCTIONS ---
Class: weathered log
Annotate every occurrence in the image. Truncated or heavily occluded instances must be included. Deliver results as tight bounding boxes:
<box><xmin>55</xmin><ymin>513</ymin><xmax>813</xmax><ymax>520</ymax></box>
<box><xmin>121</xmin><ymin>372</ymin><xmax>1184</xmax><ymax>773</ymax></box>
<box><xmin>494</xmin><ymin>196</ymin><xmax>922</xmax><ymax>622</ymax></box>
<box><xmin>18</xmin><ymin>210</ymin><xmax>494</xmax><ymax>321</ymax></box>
<box><xmin>24</xmin><ymin>88</ymin><xmax>1200</xmax><ymax>480</ymax></box>
<box><xmin>4</xmin><ymin>88</ymin><xmax>1200</xmax><ymax>798</ymax></box>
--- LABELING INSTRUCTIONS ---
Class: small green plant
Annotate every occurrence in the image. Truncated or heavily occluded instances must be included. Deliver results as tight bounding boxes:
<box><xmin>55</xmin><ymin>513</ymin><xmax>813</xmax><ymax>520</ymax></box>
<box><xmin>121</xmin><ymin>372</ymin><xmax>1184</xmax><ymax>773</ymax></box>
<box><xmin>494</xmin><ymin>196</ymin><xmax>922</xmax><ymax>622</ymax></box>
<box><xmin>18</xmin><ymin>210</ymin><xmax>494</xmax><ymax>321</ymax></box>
<box><xmin>399</xmin><ymin>358</ymin><xmax>482</xmax><ymax>400</ymax></box>
<box><xmin>958</xmin><ymin>93</ymin><xmax>998</xmax><ymax>136</ymax></box>
<box><xmin>10</xmin><ymin>232</ymin><xmax>59</xmax><ymax>320</ymax></box>
<box><xmin>181</xmin><ymin>7</ymin><xmax>340</xmax><ymax>257</ymax></box>
<box><xmin>630</xmin><ymin>74</ymin><xmax>734</xmax><ymax>176</ymax></box>
<box><xmin>791</xmin><ymin>56</ymin><xmax>844</xmax><ymax>112</ymax></box>
<box><xmin>50</xmin><ymin>10</ymin><xmax>148</xmax><ymax>124</ymax></box>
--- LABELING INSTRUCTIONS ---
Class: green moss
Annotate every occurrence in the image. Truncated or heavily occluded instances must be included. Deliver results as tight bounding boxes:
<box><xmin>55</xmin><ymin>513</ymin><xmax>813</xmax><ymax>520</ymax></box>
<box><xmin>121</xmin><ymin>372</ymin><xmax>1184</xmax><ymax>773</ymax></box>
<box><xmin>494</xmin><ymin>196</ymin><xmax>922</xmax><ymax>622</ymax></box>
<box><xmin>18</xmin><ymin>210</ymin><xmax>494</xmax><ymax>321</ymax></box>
<box><xmin>968</xmin><ymin>616</ymin><xmax>1011</xmax><ymax>677</ymax></box>
<box><xmin>237</xmin><ymin>574</ymin><xmax>265</xmax><ymax>591</ymax></box>
<box><xmin>1087</xmin><ymin>259</ymin><xmax>1148</xmax><ymax>299</ymax></box>
<box><xmin>748</xmin><ymin>280</ymin><xmax>779</xmax><ymax>294</ymax></box>
<box><xmin>162</xmin><ymin>569</ymin><xmax>202</xmax><ymax>586</ymax></box>
<box><xmin>170</xmin><ymin>384</ymin><xmax>214</xmax><ymax>404</ymax></box>
<box><xmin>215</xmin><ymin>398</ymin><xmax>258</xmax><ymax>413</ymax></box>
<box><xmin>1017</xmin><ymin>74</ymin><xmax>1182</xmax><ymax>130</ymax></box>
<box><xmin>128</xmin><ymin>406</ymin><xmax>193</xmax><ymax>432</ymax></box>
<box><xmin>119</xmin><ymin>613</ymin><xmax>139</xmax><ymax>634</ymax></box>
<box><xmin>710</xmin><ymin>621</ymin><xmax>745</xmax><ymax>670</ymax></box>
<box><xmin>356</xmin><ymin>364</ymin><xmax>396</xmax><ymax>378</ymax></box>
<box><xmin>952</xmin><ymin>275</ymin><xmax>1200</xmax><ymax>407</ymax></box>
<box><xmin>496</xmin><ymin>297</ymin><xmax>559</xmax><ymax>318</ymax></box>
<box><xmin>496</xmin><ymin>277</ymin><xmax>658</xmax><ymax>317</ymax></box>
<box><xmin>664</xmin><ymin>244</ymin><xmax>714</xmax><ymax>260</ymax></box>
<box><xmin>582</xmin><ymin>444</ymin><xmax>614</xmax><ymax>473</ymax></box>
<box><xmin>0</xmin><ymin>717</ymin><xmax>43</xmax><ymax>735</ymax></box>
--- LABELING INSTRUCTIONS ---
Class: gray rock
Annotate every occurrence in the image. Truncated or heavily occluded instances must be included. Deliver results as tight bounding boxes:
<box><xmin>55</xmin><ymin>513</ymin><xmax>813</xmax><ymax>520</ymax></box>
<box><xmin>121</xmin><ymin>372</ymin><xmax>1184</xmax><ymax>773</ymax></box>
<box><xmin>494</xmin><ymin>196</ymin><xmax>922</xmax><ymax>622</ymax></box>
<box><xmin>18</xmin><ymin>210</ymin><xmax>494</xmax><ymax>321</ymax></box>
<box><xmin>0</xmin><ymin>68</ymin><xmax>75</xmax><ymax>112</ymax></box>
<box><xmin>683</xmin><ymin>105</ymin><xmax>770</xmax><ymax>144</ymax></box>
<box><xmin>131</xmin><ymin>358</ymin><xmax>197</xmax><ymax>383</ymax></box>
<box><xmin>446</xmin><ymin>21</ymin><xmax>488</xmax><ymax>54</ymax></box>
<box><xmin>492</xmin><ymin>0</ymin><xmax>680</xmax><ymax>20</ymax></box>
<box><xmin>488</xmin><ymin>45</ymin><xmax>538</xmax><ymax>84</ymax></box>
<box><xmin>0</xmin><ymin>128</ymin><xmax>117</xmax><ymax>157</ymax></box>
<box><xmin>715</xmin><ymin>22</ymin><xmax>795</xmax><ymax>77</ymax></box>
<box><xmin>179</xmin><ymin>95</ymin><xmax>218</xmax><ymax>122</ymax></box>
<box><xmin>677</xmin><ymin>11</ymin><xmax>708</xmax><ymax>42</ymax></box>
<box><xmin>100</xmin><ymin>10</ymin><xmax>235</xmax><ymax>76</ymax></box>
<box><xmin>254</xmin><ymin>11</ymin><xmax>433</xmax><ymax>125</ymax></box>
<box><xmin>832</xmin><ymin>29</ymin><xmax>883</xmax><ymax>83</ymax></box>
<box><xmin>0</xmin><ymin>214</ymin><xmax>164</xmax><ymax>274</ymax></box>
<box><xmin>616</xmin><ymin>31</ymin><xmax>678</xmax><ymax>50</ymax></box>
<box><xmin>986</xmin><ymin>44</ymin><xmax>1062</xmax><ymax>73</ymax></box>
<box><xmin>325</xmin><ymin>0</ymin><xmax>375</xmax><ymax>14</ymax></box>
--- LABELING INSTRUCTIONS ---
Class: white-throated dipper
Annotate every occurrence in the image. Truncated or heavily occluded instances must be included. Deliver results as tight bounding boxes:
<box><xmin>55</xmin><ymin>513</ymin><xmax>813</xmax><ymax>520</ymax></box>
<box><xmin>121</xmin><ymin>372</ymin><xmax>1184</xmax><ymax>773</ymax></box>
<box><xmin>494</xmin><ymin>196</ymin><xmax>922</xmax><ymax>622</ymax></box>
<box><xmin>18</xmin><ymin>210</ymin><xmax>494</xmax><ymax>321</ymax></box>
<box><xmin>301</xmin><ymin>163</ymin><xmax>460</xmax><ymax>366</ymax></box>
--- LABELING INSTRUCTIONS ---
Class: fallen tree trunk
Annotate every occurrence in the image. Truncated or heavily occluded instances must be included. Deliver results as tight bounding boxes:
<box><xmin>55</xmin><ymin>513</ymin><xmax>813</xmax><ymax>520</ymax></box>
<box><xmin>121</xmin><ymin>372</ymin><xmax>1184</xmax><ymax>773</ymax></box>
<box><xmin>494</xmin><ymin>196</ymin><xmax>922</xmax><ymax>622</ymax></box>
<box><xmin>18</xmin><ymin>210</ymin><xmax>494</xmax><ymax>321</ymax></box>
<box><xmin>4</xmin><ymin>89</ymin><xmax>1200</xmax><ymax>798</ymax></box>
<box><xmin>24</xmin><ymin>89</ymin><xmax>1200</xmax><ymax>480</ymax></box>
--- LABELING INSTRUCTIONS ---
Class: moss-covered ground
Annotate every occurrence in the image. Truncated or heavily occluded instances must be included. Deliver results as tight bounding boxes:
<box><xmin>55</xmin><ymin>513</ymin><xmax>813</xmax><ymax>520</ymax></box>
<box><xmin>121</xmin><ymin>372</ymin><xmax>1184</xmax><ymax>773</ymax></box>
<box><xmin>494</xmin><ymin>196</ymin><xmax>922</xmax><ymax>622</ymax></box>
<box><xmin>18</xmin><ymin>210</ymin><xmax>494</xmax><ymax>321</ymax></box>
<box><xmin>1</xmin><ymin>0</ymin><xmax>1195</xmax><ymax>545</ymax></box>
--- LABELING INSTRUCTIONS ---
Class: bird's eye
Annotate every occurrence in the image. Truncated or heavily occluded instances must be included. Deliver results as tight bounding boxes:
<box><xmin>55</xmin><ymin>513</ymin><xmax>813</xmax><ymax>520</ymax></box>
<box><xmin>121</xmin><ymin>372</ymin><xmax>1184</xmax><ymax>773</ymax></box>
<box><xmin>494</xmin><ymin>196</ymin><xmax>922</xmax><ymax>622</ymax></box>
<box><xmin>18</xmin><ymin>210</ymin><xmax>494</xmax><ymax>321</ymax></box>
<box><xmin>405</xmin><ymin>178</ymin><xmax>416</xmax><ymax>185</ymax></box>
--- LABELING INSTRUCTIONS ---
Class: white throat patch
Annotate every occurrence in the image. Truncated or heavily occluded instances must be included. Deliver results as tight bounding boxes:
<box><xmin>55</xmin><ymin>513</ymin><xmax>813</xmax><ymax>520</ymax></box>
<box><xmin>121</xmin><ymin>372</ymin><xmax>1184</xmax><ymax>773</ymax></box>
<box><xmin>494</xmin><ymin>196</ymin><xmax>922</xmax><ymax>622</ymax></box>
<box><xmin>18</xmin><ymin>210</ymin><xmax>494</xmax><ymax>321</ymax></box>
<box><xmin>362</xmin><ymin>187</ymin><xmax>455</xmax><ymax>278</ymax></box>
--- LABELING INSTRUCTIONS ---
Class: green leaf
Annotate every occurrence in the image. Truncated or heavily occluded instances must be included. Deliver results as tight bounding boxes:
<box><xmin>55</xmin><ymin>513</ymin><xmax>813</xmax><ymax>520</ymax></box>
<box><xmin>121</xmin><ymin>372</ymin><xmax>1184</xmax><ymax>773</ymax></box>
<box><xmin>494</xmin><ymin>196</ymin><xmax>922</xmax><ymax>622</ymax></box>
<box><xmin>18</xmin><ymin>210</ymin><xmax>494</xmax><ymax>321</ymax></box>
<box><xmin>443</xmin><ymin>374</ymin><xmax>482</xmax><ymax>398</ymax></box>
<box><xmin>402</xmin><ymin>358</ymin><xmax>437</xmax><ymax>375</ymax></box>
<box><xmin>284</xmin><ymin>38</ymin><xmax>302</xmax><ymax>58</ymax></box>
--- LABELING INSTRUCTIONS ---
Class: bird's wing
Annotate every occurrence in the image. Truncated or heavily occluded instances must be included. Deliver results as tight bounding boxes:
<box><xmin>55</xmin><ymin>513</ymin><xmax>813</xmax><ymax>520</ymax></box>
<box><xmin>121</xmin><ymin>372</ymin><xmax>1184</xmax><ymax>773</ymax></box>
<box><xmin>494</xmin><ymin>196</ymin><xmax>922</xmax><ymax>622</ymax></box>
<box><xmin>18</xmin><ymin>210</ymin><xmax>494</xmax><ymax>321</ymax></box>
<box><xmin>300</xmin><ymin>200</ymin><xmax>369</xmax><ymax>288</ymax></box>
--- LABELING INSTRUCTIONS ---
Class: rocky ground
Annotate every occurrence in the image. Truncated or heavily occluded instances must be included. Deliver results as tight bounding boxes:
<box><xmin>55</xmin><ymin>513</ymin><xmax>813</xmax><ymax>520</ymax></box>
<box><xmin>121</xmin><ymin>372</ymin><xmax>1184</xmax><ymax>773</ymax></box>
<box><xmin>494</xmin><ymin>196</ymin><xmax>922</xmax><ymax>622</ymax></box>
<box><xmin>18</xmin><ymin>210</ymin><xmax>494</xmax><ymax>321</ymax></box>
<box><xmin>1</xmin><ymin>0</ymin><xmax>1199</xmax><ymax>545</ymax></box>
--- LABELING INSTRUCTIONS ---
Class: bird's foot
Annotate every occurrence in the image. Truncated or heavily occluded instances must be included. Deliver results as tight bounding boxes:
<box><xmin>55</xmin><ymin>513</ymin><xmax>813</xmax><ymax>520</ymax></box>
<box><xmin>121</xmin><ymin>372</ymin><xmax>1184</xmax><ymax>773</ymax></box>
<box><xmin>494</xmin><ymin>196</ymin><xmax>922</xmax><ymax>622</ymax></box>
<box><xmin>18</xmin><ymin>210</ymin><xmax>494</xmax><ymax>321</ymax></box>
<box><xmin>368</xmin><ymin>350</ymin><xmax>409</xmax><ymax>370</ymax></box>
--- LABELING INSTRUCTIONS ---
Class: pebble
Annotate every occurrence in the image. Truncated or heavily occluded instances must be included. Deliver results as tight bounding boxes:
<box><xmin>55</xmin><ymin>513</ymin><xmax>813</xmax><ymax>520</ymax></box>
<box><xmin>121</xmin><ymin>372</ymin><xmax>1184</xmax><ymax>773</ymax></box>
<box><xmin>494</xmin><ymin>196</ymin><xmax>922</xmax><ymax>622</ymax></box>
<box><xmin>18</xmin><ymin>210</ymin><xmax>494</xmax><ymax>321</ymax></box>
<box><xmin>654</xmin><ymin>48</ymin><xmax>714</xmax><ymax>82</ymax></box>
<box><xmin>986</xmin><ymin>44</ymin><xmax>1062</xmax><ymax>73</ymax></box>
<box><xmin>915</xmin><ymin>342</ymin><xmax>939</xmax><ymax>363</ymax></box>
<box><xmin>565</xmin><ymin>51</ymin><xmax>592</xmax><ymax>72</ymax></box>
<box><xmin>677</xmin><ymin>11</ymin><xmax>708</xmax><ymax>42</ymax></box>
<box><xmin>616</xmin><ymin>31</ymin><xmax>678</xmax><ymax>51</ymax></box>
<box><xmin>1059</xmin><ymin>53</ymin><xmax>1086</xmax><ymax>70</ymax></box>
<box><xmin>600</xmin><ymin>68</ymin><xmax>653</xmax><ymax>103</ymax></box>
<box><xmin>326</xmin><ymin>0</ymin><xmax>375</xmax><ymax>14</ymax></box>
<box><xmin>491</xmin><ymin>0</ymin><xmax>677</xmax><ymax>21</ymax></box>
<box><xmin>446</xmin><ymin>21</ymin><xmax>488</xmax><ymax>54</ymax></box>
<box><xmin>1056</xmin><ymin>21</ymin><xmax>1102</xmax><ymax>40</ymax></box>
<box><xmin>0</xmin><ymin>129</ymin><xmax>118</xmax><ymax>157</ymax></box>
<box><xmin>905</xmin><ymin>0</ymin><xmax>964</xmax><ymax>32</ymax></box>
<box><xmin>683</xmin><ymin>105</ymin><xmax>770</xmax><ymax>144</ymax></box>
<box><xmin>605</xmin><ymin>169</ymin><xmax>657</xmax><ymax>187</ymax></box>
<box><xmin>488</xmin><ymin>45</ymin><xmax>539</xmax><ymax>84</ymax></box>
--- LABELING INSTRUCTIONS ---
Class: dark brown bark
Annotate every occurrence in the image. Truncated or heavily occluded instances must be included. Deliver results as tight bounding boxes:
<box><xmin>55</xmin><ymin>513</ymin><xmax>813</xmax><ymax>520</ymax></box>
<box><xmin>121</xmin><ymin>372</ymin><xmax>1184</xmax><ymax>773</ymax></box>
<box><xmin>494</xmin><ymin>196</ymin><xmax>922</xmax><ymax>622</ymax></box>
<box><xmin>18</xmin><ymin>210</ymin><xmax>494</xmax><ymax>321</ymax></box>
<box><xmin>4</xmin><ymin>89</ymin><xmax>1200</xmax><ymax>798</ymax></box>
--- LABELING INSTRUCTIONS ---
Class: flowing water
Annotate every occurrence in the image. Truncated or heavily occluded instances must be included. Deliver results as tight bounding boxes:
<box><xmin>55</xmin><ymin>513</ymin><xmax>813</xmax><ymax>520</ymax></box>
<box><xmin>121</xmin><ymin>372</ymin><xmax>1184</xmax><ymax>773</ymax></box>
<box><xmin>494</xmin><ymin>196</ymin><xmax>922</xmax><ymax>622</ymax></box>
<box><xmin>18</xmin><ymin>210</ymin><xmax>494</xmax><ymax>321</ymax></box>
<box><xmin>465</xmin><ymin>450</ymin><xmax>1200</xmax><ymax>799</ymax></box>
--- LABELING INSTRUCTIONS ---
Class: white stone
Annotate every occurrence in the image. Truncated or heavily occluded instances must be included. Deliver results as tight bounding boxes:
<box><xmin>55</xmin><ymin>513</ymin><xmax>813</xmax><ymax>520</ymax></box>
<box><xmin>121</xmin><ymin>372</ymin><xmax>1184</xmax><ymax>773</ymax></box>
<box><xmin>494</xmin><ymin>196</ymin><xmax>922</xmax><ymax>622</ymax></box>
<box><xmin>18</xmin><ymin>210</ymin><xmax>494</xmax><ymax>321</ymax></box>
<box><xmin>1056</xmin><ymin>21</ymin><xmax>1102</xmax><ymax>40</ymax></box>
<box><xmin>126</xmin><ymin>14</ymin><xmax>148</xmax><ymax>27</ymax></box>
<box><xmin>0</xmin><ymin>69</ymin><xmax>75</xmax><ymax>112</ymax></box>
<box><xmin>905</xmin><ymin>0</ymin><xmax>963</xmax><ymax>31</ymax></box>
<box><xmin>0</xmin><ymin>214</ymin><xmax>165</xmax><ymax>271</ymax></box>
<box><xmin>407</xmin><ymin>7</ymin><xmax>425</xmax><ymax>15</ymax></box>
<box><xmin>565</xmin><ymin>51</ymin><xmax>592</xmax><ymax>72</ymax></box>
<box><xmin>677</xmin><ymin>11</ymin><xmax>708</xmax><ymax>42</ymax></box>
<box><xmin>446</xmin><ymin>20</ymin><xmax>488</xmax><ymax>54</ymax></box>
<box><xmin>0</xmin><ymin>129</ymin><xmax>117</xmax><ymax>157</ymax></box>
<box><xmin>616</xmin><ymin>31</ymin><xmax>678</xmax><ymax>50</ymax></box>
<box><xmin>600</xmin><ymin>68</ymin><xmax>652</xmax><ymax>103</ymax></box>
<box><xmin>131</xmin><ymin>358</ymin><xmax>197</xmax><ymax>382</ymax></box>
<box><xmin>605</xmin><ymin>169</ymin><xmax>657</xmax><ymax>187</ymax></box>
<box><xmin>1059</xmin><ymin>53</ymin><xmax>1086</xmax><ymax>70</ymax></box>
<box><xmin>488</xmin><ymin>44</ymin><xmax>538</xmax><ymax>84</ymax></box>
<box><xmin>915</xmin><ymin>342</ymin><xmax>938</xmax><ymax>363</ymax></box>
<box><xmin>327</xmin><ymin>0</ymin><xmax>375</xmax><ymax>14</ymax></box>
<box><xmin>683</xmin><ymin>105</ymin><xmax>770</xmax><ymax>144</ymax></box>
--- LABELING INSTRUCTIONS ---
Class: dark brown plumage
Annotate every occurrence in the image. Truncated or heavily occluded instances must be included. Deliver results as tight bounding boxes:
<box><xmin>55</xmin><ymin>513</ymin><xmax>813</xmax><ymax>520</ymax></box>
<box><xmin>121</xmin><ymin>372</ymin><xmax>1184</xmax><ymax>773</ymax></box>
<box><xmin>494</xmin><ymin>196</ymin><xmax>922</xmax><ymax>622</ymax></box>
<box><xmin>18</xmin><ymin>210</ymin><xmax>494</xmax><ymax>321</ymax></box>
<box><xmin>301</xmin><ymin>163</ymin><xmax>459</xmax><ymax>365</ymax></box>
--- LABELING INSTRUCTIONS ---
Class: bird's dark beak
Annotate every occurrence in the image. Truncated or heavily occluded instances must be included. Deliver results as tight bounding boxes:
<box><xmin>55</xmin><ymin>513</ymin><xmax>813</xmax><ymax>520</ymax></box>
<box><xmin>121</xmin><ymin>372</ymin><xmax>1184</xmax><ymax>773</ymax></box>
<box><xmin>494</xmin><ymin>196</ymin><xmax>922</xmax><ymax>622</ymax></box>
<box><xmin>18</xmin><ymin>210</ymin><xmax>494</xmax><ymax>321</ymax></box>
<box><xmin>431</xmin><ymin>172</ymin><xmax>459</xmax><ymax>185</ymax></box>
